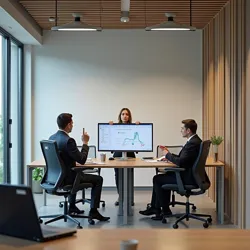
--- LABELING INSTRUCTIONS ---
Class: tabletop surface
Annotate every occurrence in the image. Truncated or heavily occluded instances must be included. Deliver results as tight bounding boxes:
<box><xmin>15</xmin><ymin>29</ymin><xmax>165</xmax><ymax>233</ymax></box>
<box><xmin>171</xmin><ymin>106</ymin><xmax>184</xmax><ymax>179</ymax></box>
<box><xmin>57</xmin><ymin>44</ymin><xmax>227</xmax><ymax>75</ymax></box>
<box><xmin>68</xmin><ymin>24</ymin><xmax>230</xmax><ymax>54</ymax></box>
<box><xmin>27</xmin><ymin>157</ymin><xmax>224</xmax><ymax>168</ymax></box>
<box><xmin>0</xmin><ymin>229</ymin><xmax>248</xmax><ymax>250</ymax></box>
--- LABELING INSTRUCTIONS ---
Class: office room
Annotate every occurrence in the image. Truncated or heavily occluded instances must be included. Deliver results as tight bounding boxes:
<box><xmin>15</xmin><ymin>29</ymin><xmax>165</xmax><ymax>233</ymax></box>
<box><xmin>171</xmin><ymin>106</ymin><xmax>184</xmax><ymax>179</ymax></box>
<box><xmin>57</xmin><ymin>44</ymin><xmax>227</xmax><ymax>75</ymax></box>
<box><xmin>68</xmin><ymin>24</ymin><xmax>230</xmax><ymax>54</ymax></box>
<box><xmin>1</xmin><ymin>0</ymin><xmax>250</xmax><ymax>248</ymax></box>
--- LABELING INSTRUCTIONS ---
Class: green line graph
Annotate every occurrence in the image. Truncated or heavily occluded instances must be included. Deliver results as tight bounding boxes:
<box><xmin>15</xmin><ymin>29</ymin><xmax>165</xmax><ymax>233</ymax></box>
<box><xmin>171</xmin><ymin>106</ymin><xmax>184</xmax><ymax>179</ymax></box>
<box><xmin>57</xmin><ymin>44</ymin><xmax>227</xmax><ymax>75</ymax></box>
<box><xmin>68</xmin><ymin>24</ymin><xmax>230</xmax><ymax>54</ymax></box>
<box><xmin>122</xmin><ymin>132</ymin><xmax>145</xmax><ymax>146</ymax></box>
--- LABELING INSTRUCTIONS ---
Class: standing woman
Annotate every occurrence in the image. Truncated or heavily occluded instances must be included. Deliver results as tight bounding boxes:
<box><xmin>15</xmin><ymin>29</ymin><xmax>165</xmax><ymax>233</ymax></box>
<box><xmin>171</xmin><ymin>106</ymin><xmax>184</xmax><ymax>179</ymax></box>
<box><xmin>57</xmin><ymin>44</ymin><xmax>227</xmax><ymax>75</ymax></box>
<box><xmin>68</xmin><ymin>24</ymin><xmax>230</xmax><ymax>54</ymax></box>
<box><xmin>109</xmin><ymin>108</ymin><xmax>139</xmax><ymax>206</ymax></box>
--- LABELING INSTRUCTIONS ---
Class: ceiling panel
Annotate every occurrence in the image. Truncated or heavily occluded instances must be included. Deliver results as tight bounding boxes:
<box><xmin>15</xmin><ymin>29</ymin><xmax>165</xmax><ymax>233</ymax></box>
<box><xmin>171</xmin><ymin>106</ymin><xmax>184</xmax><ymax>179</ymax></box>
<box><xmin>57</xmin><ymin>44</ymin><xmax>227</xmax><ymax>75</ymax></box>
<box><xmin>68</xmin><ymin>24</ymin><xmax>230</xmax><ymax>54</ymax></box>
<box><xmin>18</xmin><ymin>0</ymin><xmax>229</xmax><ymax>30</ymax></box>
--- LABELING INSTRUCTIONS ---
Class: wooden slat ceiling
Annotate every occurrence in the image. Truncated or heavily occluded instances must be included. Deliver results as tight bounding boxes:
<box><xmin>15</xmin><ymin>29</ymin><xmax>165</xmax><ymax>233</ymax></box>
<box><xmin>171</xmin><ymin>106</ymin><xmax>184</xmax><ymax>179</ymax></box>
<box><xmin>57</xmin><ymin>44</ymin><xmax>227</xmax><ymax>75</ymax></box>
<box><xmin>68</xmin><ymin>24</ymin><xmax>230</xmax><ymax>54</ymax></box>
<box><xmin>18</xmin><ymin>0</ymin><xmax>229</xmax><ymax>30</ymax></box>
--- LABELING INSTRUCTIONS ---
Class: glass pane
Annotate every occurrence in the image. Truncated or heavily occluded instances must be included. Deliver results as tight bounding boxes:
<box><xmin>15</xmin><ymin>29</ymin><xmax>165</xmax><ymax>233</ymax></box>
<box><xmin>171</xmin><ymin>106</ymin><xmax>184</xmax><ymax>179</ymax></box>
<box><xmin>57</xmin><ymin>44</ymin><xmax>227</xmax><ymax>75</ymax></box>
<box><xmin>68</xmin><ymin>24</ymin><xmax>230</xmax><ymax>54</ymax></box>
<box><xmin>10</xmin><ymin>41</ymin><xmax>19</xmax><ymax>184</ymax></box>
<box><xmin>0</xmin><ymin>36</ymin><xmax>3</xmax><ymax>183</ymax></box>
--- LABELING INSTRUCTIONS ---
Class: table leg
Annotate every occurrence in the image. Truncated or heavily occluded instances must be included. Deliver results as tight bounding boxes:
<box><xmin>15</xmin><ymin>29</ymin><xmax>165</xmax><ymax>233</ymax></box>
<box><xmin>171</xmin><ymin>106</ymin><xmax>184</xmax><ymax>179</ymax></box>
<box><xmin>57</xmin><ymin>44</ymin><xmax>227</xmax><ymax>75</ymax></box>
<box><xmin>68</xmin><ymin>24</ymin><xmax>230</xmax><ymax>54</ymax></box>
<box><xmin>118</xmin><ymin>168</ymin><xmax>123</xmax><ymax>216</ymax></box>
<box><xmin>131</xmin><ymin>168</ymin><xmax>134</xmax><ymax>205</ymax></box>
<box><xmin>123</xmin><ymin>168</ymin><xmax>128</xmax><ymax>225</ymax></box>
<box><xmin>43</xmin><ymin>189</ymin><xmax>47</xmax><ymax>206</ymax></box>
<box><xmin>27</xmin><ymin>167</ymin><xmax>34</xmax><ymax>187</ymax></box>
<box><xmin>216</xmin><ymin>166</ymin><xmax>224</xmax><ymax>224</ymax></box>
<box><xmin>27</xmin><ymin>166</ymin><xmax>47</xmax><ymax>206</ymax></box>
<box><xmin>128</xmin><ymin>168</ymin><xmax>133</xmax><ymax>216</ymax></box>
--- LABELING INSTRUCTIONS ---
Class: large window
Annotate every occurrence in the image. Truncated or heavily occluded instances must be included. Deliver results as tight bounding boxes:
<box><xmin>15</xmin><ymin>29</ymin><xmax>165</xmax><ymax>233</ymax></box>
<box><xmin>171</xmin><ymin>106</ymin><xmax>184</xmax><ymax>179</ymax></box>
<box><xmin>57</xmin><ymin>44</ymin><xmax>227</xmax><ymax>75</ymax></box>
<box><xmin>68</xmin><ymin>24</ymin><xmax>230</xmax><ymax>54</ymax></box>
<box><xmin>0</xmin><ymin>28</ymin><xmax>23</xmax><ymax>184</ymax></box>
<box><xmin>0</xmin><ymin>36</ymin><xmax>3</xmax><ymax>183</ymax></box>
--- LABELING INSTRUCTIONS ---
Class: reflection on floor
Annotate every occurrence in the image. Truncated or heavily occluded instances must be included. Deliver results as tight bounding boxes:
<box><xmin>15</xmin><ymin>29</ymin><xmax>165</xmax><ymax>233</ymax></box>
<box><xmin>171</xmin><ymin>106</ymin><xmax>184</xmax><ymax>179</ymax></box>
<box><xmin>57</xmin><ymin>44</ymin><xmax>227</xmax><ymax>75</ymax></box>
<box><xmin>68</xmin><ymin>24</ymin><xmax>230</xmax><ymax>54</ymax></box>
<box><xmin>34</xmin><ymin>189</ymin><xmax>235</xmax><ymax>229</ymax></box>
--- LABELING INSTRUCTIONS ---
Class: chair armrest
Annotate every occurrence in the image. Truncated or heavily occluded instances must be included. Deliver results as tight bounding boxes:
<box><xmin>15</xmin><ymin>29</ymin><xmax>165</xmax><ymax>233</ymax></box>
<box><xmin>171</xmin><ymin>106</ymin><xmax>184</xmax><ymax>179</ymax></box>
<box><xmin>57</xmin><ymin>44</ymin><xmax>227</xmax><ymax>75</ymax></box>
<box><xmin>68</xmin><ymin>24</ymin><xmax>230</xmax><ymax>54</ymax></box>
<box><xmin>81</xmin><ymin>169</ymin><xmax>98</xmax><ymax>174</ymax></box>
<box><xmin>72</xmin><ymin>167</ymin><xmax>94</xmax><ymax>173</ymax></box>
<box><xmin>163</xmin><ymin>167</ymin><xmax>185</xmax><ymax>172</ymax></box>
<box><xmin>174</xmin><ymin>171</ymin><xmax>186</xmax><ymax>195</ymax></box>
<box><xmin>162</xmin><ymin>170</ymin><xmax>186</xmax><ymax>195</ymax></box>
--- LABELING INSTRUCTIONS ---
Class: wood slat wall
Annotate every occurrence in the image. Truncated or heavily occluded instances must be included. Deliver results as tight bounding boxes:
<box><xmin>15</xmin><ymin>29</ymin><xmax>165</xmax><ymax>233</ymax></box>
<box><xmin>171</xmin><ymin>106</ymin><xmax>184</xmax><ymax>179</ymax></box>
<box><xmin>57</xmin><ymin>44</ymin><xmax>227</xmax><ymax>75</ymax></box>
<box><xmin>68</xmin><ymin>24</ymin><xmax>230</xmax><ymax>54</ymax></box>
<box><xmin>203</xmin><ymin>0</ymin><xmax>246</xmax><ymax>227</ymax></box>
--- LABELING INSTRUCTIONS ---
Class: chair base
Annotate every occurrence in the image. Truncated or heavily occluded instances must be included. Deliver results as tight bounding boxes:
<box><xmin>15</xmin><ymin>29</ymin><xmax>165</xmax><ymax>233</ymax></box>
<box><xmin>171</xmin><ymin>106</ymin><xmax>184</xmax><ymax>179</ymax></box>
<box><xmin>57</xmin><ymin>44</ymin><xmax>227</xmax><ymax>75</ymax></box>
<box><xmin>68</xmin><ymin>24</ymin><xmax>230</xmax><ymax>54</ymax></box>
<box><xmin>162</xmin><ymin>200</ymin><xmax>212</xmax><ymax>229</ymax></box>
<box><xmin>169</xmin><ymin>192</ymin><xmax>197</xmax><ymax>210</ymax></box>
<box><xmin>163</xmin><ymin>212</ymin><xmax>211</xmax><ymax>229</ymax></box>
<box><xmin>169</xmin><ymin>201</ymin><xmax>196</xmax><ymax>210</ymax></box>
<box><xmin>41</xmin><ymin>199</ymin><xmax>95</xmax><ymax>227</ymax></box>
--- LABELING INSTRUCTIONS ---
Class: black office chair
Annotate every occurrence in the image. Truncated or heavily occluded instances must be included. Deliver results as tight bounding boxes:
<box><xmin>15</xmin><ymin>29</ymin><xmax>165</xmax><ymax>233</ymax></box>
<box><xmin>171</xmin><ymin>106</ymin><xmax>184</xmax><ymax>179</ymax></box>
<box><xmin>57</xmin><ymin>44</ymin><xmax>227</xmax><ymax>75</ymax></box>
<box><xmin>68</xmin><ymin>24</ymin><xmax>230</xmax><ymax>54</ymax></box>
<box><xmin>39</xmin><ymin>140</ymin><xmax>95</xmax><ymax>228</ymax></box>
<box><xmin>59</xmin><ymin>145</ymin><xmax>105</xmax><ymax>208</ymax></box>
<box><xmin>147</xmin><ymin>145</ymin><xmax>196</xmax><ymax>211</ymax></box>
<box><xmin>161</xmin><ymin>140</ymin><xmax>212</xmax><ymax>229</ymax></box>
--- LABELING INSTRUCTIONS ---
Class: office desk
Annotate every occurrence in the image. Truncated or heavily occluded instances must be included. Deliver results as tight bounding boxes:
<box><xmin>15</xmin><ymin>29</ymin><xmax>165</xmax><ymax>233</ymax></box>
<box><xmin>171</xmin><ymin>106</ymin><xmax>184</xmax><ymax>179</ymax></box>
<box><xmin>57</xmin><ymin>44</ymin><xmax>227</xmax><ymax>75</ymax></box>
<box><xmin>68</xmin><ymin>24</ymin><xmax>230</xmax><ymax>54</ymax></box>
<box><xmin>0</xmin><ymin>229</ymin><xmax>249</xmax><ymax>250</ymax></box>
<box><xmin>27</xmin><ymin>157</ymin><xmax>224</xmax><ymax>225</ymax></box>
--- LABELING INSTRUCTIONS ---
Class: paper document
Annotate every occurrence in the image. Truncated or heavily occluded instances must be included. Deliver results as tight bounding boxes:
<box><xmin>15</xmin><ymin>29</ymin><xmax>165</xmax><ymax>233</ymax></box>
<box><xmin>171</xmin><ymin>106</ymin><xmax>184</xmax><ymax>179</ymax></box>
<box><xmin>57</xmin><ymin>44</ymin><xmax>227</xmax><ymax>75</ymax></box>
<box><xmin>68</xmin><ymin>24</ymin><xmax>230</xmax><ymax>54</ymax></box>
<box><xmin>144</xmin><ymin>160</ymin><xmax>158</xmax><ymax>163</ymax></box>
<box><xmin>156</xmin><ymin>156</ymin><xmax>167</xmax><ymax>161</ymax></box>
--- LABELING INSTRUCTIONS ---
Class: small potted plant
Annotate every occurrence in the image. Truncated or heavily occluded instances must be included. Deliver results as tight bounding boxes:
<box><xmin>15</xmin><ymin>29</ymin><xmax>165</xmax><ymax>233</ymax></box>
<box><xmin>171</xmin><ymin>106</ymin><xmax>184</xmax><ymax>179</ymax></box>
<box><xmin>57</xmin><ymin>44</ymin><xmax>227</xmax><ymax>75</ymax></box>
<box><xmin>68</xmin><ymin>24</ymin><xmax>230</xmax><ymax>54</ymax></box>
<box><xmin>210</xmin><ymin>135</ymin><xmax>224</xmax><ymax>162</ymax></box>
<box><xmin>32</xmin><ymin>168</ymin><xmax>43</xmax><ymax>194</ymax></box>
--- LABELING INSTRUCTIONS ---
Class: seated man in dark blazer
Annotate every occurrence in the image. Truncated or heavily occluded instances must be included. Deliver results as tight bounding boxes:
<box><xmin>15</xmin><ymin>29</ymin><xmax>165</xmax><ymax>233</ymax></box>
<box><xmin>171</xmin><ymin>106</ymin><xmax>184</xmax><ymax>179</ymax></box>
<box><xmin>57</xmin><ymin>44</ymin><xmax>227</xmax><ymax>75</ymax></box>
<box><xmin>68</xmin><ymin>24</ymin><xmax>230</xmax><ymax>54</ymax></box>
<box><xmin>139</xmin><ymin>119</ymin><xmax>202</xmax><ymax>220</ymax></box>
<box><xmin>49</xmin><ymin>113</ymin><xmax>110</xmax><ymax>221</ymax></box>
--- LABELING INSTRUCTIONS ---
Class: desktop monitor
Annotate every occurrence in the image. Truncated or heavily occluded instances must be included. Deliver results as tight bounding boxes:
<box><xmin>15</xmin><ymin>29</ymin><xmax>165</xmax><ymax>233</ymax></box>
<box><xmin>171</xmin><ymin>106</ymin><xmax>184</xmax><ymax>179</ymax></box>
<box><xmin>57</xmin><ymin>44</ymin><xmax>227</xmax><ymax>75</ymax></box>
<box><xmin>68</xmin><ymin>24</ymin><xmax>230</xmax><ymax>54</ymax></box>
<box><xmin>98</xmin><ymin>123</ymin><xmax>153</xmax><ymax>158</ymax></box>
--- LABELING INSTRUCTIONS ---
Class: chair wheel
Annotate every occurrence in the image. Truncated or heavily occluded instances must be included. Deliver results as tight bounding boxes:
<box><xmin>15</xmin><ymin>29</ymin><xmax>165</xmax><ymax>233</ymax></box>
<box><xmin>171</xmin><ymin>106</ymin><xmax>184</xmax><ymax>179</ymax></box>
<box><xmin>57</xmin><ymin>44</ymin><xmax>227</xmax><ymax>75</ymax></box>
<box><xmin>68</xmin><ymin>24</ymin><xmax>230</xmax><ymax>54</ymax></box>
<box><xmin>102</xmin><ymin>202</ymin><xmax>106</xmax><ymax>208</ymax></box>
<box><xmin>173</xmin><ymin>224</ymin><xmax>178</xmax><ymax>229</ymax></box>
<box><xmin>77</xmin><ymin>225</ymin><xmax>83</xmax><ymax>229</ymax></box>
<box><xmin>59</xmin><ymin>203</ymin><xmax>63</xmax><ymax>208</ymax></box>
<box><xmin>203</xmin><ymin>222</ymin><xmax>209</xmax><ymax>228</ymax></box>
<box><xmin>88</xmin><ymin>219</ymin><xmax>95</xmax><ymax>225</ymax></box>
<box><xmin>192</xmin><ymin>205</ymin><xmax>196</xmax><ymax>211</ymax></box>
<box><xmin>207</xmin><ymin>217</ymin><xmax>212</xmax><ymax>223</ymax></box>
<box><xmin>162</xmin><ymin>218</ymin><xmax>167</xmax><ymax>224</ymax></box>
<box><xmin>39</xmin><ymin>219</ymin><xmax>43</xmax><ymax>224</ymax></box>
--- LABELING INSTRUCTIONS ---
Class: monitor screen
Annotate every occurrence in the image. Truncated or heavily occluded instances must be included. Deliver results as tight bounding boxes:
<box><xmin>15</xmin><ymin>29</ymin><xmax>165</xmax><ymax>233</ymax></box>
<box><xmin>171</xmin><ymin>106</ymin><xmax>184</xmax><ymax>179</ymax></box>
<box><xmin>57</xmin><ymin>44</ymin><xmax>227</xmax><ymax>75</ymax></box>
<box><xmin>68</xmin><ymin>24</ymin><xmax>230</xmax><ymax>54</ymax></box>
<box><xmin>98</xmin><ymin>123</ymin><xmax>153</xmax><ymax>152</ymax></box>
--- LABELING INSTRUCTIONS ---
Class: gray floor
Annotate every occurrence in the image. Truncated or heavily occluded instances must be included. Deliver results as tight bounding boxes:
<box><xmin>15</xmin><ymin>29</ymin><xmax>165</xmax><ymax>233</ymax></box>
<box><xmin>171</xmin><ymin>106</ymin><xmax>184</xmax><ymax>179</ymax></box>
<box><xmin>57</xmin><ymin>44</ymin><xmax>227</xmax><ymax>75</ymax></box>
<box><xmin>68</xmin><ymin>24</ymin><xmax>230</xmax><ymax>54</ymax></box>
<box><xmin>34</xmin><ymin>189</ymin><xmax>236</xmax><ymax>229</ymax></box>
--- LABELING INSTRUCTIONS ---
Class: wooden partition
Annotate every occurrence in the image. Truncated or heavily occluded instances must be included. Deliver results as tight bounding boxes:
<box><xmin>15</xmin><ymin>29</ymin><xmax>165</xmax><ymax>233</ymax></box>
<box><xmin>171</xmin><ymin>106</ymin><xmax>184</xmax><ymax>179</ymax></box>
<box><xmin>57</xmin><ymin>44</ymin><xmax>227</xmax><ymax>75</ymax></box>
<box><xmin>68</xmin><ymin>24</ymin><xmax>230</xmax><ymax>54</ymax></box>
<box><xmin>203</xmin><ymin>0</ymin><xmax>246</xmax><ymax>227</ymax></box>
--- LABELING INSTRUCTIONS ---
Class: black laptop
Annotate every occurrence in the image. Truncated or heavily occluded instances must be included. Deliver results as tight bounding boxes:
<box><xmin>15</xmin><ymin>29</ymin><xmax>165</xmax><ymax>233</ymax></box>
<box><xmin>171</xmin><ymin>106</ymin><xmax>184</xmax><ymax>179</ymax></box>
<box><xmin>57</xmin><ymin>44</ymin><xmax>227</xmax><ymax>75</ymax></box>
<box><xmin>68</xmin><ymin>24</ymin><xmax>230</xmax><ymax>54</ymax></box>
<box><xmin>0</xmin><ymin>184</ymin><xmax>77</xmax><ymax>242</ymax></box>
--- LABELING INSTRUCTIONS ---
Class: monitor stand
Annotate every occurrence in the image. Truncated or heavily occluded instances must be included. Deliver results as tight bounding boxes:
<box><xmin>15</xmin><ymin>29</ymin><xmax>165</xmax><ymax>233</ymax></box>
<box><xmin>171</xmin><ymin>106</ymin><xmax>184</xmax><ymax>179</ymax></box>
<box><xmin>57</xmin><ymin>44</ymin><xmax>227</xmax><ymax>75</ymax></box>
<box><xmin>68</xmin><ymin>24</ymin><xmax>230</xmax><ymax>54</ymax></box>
<box><xmin>117</xmin><ymin>152</ymin><xmax>128</xmax><ymax>161</ymax></box>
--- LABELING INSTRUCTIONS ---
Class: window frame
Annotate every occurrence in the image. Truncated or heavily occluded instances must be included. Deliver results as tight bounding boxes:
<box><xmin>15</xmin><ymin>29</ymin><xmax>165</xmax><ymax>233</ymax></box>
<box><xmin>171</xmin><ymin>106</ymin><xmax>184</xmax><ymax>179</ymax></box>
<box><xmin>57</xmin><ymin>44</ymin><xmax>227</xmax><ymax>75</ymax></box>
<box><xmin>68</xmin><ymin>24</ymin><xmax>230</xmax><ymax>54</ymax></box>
<box><xmin>0</xmin><ymin>27</ymin><xmax>24</xmax><ymax>184</ymax></box>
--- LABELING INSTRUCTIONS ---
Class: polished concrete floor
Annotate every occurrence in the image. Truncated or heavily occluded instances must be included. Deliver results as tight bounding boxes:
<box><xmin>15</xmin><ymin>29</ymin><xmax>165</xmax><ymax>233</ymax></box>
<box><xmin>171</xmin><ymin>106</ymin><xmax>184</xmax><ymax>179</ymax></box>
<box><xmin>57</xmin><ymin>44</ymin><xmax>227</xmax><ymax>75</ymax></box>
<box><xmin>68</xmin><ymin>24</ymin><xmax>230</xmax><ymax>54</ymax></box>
<box><xmin>34</xmin><ymin>189</ymin><xmax>236</xmax><ymax>229</ymax></box>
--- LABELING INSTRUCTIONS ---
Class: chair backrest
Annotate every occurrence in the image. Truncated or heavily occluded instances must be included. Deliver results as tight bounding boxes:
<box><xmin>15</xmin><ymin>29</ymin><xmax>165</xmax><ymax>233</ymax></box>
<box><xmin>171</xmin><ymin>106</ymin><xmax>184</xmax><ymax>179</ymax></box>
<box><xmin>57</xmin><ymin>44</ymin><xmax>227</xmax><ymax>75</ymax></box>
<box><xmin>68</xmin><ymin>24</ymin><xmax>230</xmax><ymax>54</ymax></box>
<box><xmin>40</xmin><ymin>140</ymin><xmax>66</xmax><ymax>190</ymax></box>
<box><xmin>156</xmin><ymin>145</ymin><xmax>183</xmax><ymax>158</ymax></box>
<box><xmin>77</xmin><ymin>145</ymin><xmax>96</xmax><ymax>158</ymax></box>
<box><xmin>192</xmin><ymin>140</ymin><xmax>211</xmax><ymax>191</ymax></box>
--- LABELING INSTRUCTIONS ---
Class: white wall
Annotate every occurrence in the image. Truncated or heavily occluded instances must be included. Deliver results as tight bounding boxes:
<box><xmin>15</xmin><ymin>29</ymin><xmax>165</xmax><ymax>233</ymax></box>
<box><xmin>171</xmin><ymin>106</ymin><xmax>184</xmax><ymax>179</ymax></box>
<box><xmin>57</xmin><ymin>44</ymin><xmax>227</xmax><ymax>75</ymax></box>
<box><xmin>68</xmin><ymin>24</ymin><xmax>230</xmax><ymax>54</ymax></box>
<box><xmin>25</xmin><ymin>29</ymin><xmax>203</xmax><ymax>187</ymax></box>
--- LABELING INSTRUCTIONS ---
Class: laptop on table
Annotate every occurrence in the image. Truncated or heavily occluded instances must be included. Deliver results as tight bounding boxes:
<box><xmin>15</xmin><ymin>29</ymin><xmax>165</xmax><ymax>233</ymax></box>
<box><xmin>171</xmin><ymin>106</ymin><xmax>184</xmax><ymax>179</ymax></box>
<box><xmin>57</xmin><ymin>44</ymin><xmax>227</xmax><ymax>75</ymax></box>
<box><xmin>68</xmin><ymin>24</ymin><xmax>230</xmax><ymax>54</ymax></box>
<box><xmin>0</xmin><ymin>184</ymin><xmax>76</xmax><ymax>242</ymax></box>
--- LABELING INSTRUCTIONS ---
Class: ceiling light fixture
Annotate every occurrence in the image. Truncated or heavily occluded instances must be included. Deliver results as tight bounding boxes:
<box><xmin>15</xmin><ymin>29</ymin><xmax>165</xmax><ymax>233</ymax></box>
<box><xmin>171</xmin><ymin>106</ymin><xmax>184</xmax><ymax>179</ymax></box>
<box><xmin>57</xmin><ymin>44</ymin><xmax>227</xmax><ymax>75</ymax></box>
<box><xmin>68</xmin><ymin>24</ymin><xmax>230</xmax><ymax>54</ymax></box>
<box><xmin>121</xmin><ymin>11</ymin><xmax>129</xmax><ymax>23</ymax></box>
<box><xmin>145</xmin><ymin>0</ymin><xmax>196</xmax><ymax>31</ymax></box>
<box><xmin>51</xmin><ymin>0</ymin><xmax>102</xmax><ymax>31</ymax></box>
<box><xmin>120</xmin><ymin>0</ymin><xmax>130</xmax><ymax>22</ymax></box>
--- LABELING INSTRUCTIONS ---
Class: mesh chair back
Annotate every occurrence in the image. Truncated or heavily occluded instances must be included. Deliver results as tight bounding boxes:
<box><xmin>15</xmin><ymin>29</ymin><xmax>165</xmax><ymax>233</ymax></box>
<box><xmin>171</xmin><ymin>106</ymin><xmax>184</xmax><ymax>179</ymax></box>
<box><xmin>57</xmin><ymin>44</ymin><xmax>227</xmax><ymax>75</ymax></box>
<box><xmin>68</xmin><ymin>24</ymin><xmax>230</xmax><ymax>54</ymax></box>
<box><xmin>40</xmin><ymin>140</ymin><xmax>66</xmax><ymax>191</ymax></box>
<box><xmin>77</xmin><ymin>145</ymin><xmax>96</xmax><ymax>159</ymax></box>
<box><xmin>156</xmin><ymin>145</ymin><xmax>183</xmax><ymax>157</ymax></box>
<box><xmin>192</xmin><ymin>140</ymin><xmax>211</xmax><ymax>191</ymax></box>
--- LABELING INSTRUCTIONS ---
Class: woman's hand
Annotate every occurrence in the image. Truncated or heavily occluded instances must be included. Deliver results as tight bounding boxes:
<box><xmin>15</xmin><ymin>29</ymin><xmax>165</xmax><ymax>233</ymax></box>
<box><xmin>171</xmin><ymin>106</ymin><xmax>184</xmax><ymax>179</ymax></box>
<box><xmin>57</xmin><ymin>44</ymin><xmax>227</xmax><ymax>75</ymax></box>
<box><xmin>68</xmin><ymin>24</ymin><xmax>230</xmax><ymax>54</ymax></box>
<box><xmin>109</xmin><ymin>121</ymin><xmax>114</xmax><ymax>125</ymax></box>
<box><xmin>135</xmin><ymin>121</ymin><xmax>140</xmax><ymax>125</ymax></box>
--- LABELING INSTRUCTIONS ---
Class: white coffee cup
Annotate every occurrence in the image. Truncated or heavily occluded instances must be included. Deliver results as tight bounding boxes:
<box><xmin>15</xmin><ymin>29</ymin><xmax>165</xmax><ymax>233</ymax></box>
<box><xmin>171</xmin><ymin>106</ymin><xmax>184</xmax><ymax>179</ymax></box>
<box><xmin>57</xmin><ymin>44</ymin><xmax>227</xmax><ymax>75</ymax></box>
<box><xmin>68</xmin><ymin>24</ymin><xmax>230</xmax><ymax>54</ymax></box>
<box><xmin>120</xmin><ymin>239</ymin><xmax>139</xmax><ymax>250</ymax></box>
<box><xmin>100</xmin><ymin>153</ymin><xmax>106</xmax><ymax>162</ymax></box>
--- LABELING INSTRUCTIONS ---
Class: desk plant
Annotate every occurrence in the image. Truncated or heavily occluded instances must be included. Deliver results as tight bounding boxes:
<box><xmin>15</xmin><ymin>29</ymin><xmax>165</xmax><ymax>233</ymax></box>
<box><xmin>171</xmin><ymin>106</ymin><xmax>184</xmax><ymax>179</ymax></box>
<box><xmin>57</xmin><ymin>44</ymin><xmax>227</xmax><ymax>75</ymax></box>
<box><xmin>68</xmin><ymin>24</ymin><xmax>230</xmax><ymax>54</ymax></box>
<box><xmin>210</xmin><ymin>135</ymin><xmax>224</xmax><ymax>162</ymax></box>
<box><xmin>32</xmin><ymin>168</ymin><xmax>43</xmax><ymax>193</ymax></box>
